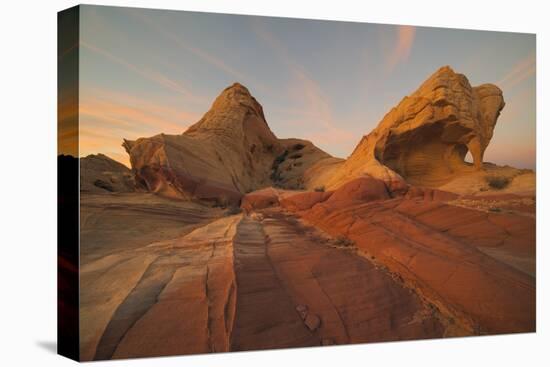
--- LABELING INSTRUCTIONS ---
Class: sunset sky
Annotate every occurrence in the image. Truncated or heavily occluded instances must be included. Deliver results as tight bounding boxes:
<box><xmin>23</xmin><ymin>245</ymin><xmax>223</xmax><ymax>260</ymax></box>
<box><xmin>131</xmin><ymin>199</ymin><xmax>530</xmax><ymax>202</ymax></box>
<box><xmin>77</xmin><ymin>5</ymin><xmax>536</xmax><ymax>169</ymax></box>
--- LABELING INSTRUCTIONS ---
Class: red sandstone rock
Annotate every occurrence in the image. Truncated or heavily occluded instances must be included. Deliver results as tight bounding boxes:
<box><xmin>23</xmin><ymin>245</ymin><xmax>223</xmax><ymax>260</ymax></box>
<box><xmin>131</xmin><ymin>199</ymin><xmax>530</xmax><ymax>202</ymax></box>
<box><xmin>292</xmin><ymin>196</ymin><xmax>535</xmax><ymax>335</ymax></box>
<box><xmin>405</xmin><ymin>187</ymin><xmax>459</xmax><ymax>202</ymax></box>
<box><xmin>279</xmin><ymin>191</ymin><xmax>333</xmax><ymax>212</ymax></box>
<box><xmin>230</xmin><ymin>214</ymin><xmax>443</xmax><ymax>351</ymax></box>
<box><xmin>326</xmin><ymin>176</ymin><xmax>389</xmax><ymax>204</ymax></box>
<box><xmin>241</xmin><ymin>187</ymin><xmax>280</xmax><ymax>213</ymax></box>
<box><xmin>296</xmin><ymin>304</ymin><xmax>308</xmax><ymax>320</ymax></box>
<box><xmin>304</xmin><ymin>314</ymin><xmax>321</xmax><ymax>331</ymax></box>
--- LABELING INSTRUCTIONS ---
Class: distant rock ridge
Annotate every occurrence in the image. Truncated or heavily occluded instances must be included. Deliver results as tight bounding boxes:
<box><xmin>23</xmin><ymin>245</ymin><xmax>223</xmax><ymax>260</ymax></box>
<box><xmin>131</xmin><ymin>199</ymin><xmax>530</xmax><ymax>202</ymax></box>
<box><xmin>80</xmin><ymin>153</ymin><xmax>135</xmax><ymax>193</ymax></box>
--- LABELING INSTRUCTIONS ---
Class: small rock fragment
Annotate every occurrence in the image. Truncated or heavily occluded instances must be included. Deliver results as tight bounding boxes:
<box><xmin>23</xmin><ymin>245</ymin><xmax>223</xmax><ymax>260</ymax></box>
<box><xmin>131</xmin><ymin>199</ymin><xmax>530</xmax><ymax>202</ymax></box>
<box><xmin>295</xmin><ymin>304</ymin><xmax>308</xmax><ymax>320</ymax></box>
<box><xmin>304</xmin><ymin>313</ymin><xmax>321</xmax><ymax>331</ymax></box>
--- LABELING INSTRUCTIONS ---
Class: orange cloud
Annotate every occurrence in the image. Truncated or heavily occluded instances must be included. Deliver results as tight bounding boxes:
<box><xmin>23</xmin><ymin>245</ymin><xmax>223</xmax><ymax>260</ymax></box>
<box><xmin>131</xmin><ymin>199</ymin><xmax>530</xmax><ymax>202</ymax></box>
<box><xmin>498</xmin><ymin>53</ymin><xmax>536</xmax><ymax>90</ymax></box>
<box><xmin>58</xmin><ymin>93</ymin><xmax>79</xmax><ymax>156</ymax></box>
<box><xmin>386</xmin><ymin>25</ymin><xmax>416</xmax><ymax>73</ymax></box>
<box><xmin>78</xmin><ymin>89</ymin><xmax>202</xmax><ymax>166</ymax></box>
<box><xmin>81</xmin><ymin>89</ymin><xmax>199</xmax><ymax>131</ymax></box>
<box><xmin>79</xmin><ymin>127</ymin><xmax>132</xmax><ymax>167</ymax></box>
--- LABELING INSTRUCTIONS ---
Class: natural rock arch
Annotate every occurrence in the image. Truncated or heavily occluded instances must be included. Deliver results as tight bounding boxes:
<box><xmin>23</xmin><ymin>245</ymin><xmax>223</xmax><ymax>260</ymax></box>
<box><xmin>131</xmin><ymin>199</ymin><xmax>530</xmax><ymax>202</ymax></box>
<box><xmin>325</xmin><ymin>66</ymin><xmax>505</xmax><ymax>189</ymax></box>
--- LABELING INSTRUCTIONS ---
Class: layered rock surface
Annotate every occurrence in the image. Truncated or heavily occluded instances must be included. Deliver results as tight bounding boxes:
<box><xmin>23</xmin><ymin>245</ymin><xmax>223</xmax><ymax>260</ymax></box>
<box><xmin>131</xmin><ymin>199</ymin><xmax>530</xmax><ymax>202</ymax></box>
<box><xmin>323</xmin><ymin>66</ymin><xmax>507</xmax><ymax>190</ymax></box>
<box><xmin>80</xmin><ymin>201</ymin><xmax>445</xmax><ymax>360</ymax></box>
<box><xmin>80</xmin><ymin>179</ymin><xmax>535</xmax><ymax>360</ymax></box>
<box><xmin>123</xmin><ymin>83</ymin><xmax>332</xmax><ymax>204</ymax></box>
<box><xmin>254</xmin><ymin>177</ymin><xmax>536</xmax><ymax>334</ymax></box>
<box><xmin>79</xmin><ymin>66</ymin><xmax>535</xmax><ymax>360</ymax></box>
<box><xmin>122</xmin><ymin>67</ymin><xmax>533</xmax><ymax>202</ymax></box>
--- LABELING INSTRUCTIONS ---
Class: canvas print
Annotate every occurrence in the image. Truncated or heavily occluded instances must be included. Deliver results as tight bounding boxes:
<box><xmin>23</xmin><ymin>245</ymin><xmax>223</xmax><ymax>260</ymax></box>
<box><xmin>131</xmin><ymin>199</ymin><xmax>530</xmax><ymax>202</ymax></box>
<box><xmin>58</xmin><ymin>5</ymin><xmax>536</xmax><ymax>362</ymax></box>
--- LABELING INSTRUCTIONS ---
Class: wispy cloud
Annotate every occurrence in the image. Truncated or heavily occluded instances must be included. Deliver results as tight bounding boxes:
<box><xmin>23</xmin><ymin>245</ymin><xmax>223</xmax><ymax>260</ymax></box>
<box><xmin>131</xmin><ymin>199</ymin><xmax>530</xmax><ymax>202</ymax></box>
<box><xmin>80</xmin><ymin>41</ymin><xmax>205</xmax><ymax>103</ymax></box>
<box><xmin>58</xmin><ymin>41</ymin><xmax>78</xmax><ymax>60</ymax></box>
<box><xmin>386</xmin><ymin>25</ymin><xmax>416</xmax><ymax>73</ymax></box>
<box><xmin>79</xmin><ymin>88</ymin><xmax>201</xmax><ymax>166</ymax></box>
<box><xmin>132</xmin><ymin>11</ymin><xmax>272</xmax><ymax>95</ymax></box>
<box><xmin>253</xmin><ymin>21</ymin><xmax>356</xmax><ymax>154</ymax></box>
<box><xmin>498</xmin><ymin>52</ymin><xmax>536</xmax><ymax>90</ymax></box>
<box><xmin>80</xmin><ymin>89</ymin><xmax>199</xmax><ymax>133</ymax></box>
<box><xmin>79</xmin><ymin>127</ymin><xmax>133</xmax><ymax>167</ymax></box>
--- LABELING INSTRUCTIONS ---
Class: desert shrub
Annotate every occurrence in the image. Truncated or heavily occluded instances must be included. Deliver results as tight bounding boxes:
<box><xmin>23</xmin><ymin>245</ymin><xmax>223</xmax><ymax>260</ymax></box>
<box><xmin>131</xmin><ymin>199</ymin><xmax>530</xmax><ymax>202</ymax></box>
<box><xmin>271</xmin><ymin>150</ymin><xmax>289</xmax><ymax>183</ymax></box>
<box><xmin>272</xmin><ymin>150</ymin><xmax>289</xmax><ymax>167</ymax></box>
<box><xmin>289</xmin><ymin>153</ymin><xmax>302</xmax><ymax>160</ymax></box>
<box><xmin>486</xmin><ymin>176</ymin><xmax>510</xmax><ymax>190</ymax></box>
<box><xmin>292</xmin><ymin>143</ymin><xmax>306</xmax><ymax>151</ymax></box>
<box><xmin>270</xmin><ymin>169</ymin><xmax>282</xmax><ymax>182</ymax></box>
<box><xmin>334</xmin><ymin>235</ymin><xmax>355</xmax><ymax>248</ymax></box>
<box><xmin>314</xmin><ymin>186</ymin><xmax>325</xmax><ymax>192</ymax></box>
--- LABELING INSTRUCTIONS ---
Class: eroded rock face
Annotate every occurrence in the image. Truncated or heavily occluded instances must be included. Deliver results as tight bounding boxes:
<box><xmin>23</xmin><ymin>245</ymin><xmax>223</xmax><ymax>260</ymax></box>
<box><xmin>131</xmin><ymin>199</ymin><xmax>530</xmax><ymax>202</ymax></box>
<box><xmin>123</xmin><ymin>67</ymin><xmax>529</xmax><ymax>202</ymax></box>
<box><xmin>123</xmin><ymin>84</ymin><xmax>331</xmax><ymax>204</ymax></box>
<box><xmin>279</xmin><ymin>191</ymin><xmax>333</xmax><ymax>212</ymax></box>
<box><xmin>325</xmin><ymin>176</ymin><xmax>389</xmax><ymax>204</ymax></box>
<box><xmin>240</xmin><ymin>187</ymin><xmax>282</xmax><ymax>213</ymax></box>
<box><xmin>326</xmin><ymin>66</ymin><xmax>505</xmax><ymax>189</ymax></box>
<box><xmin>80</xmin><ymin>154</ymin><xmax>135</xmax><ymax>193</ymax></box>
<box><xmin>289</xmin><ymin>189</ymin><xmax>535</xmax><ymax>335</ymax></box>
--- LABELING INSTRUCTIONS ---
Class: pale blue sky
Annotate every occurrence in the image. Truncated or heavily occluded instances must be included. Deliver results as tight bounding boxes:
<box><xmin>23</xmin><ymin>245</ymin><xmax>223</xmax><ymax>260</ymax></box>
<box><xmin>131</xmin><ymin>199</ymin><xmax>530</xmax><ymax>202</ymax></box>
<box><xmin>79</xmin><ymin>5</ymin><xmax>536</xmax><ymax>168</ymax></box>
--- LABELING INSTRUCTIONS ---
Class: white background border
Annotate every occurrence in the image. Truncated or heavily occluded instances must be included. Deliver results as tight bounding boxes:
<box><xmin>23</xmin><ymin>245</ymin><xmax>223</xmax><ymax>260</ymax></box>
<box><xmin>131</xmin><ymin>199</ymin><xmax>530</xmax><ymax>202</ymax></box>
<box><xmin>1</xmin><ymin>0</ymin><xmax>547</xmax><ymax>365</ymax></box>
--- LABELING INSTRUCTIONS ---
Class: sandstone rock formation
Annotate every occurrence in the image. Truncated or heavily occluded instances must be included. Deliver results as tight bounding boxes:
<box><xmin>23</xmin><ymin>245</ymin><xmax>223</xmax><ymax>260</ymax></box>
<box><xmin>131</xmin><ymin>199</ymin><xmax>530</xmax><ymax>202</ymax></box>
<box><xmin>323</xmin><ymin>66</ymin><xmax>506</xmax><ymax>190</ymax></box>
<box><xmin>80</xmin><ymin>154</ymin><xmax>135</xmax><ymax>193</ymax></box>
<box><xmin>79</xmin><ymin>66</ymin><xmax>535</xmax><ymax>360</ymax></box>
<box><xmin>80</xmin><ymin>199</ymin><xmax>445</xmax><ymax>360</ymax></box>
<box><xmin>123</xmin><ymin>83</ymin><xmax>331</xmax><ymax>205</ymax></box>
<box><xmin>324</xmin><ymin>176</ymin><xmax>389</xmax><ymax>204</ymax></box>
<box><xmin>263</xmin><ymin>175</ymin><xmax>536</xmax><ymax>334</ymax></box>
<box><xmin>123</xmin><ymin>67</ymin><xmax>534</xmax><ymax>201</ymax></box>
